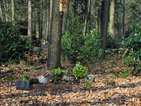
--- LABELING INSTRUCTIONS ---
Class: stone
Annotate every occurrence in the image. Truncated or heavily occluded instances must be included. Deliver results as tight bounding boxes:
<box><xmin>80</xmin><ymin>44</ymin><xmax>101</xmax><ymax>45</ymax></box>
<box><xmin>16</xmin><ymin>80</ymin><xmax>31</xmax><ymax>90</ymax></box>
<box><xmin>63</xmin><ymin>75</ymin><xmax>74</xmax><ymax>82</ymax></box>
<box><xmin>84</xmin><ymin>74</ymin><xmax>95</xmax><ymax>82</ymax></box>
<box><xmin>36</xmin><ymin>76</ymin><xmax>48</xmax><ymax>84</ymax></box>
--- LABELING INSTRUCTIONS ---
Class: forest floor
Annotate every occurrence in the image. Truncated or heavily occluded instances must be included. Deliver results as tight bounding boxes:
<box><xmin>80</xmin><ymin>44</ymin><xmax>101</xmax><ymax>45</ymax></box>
<box><xmin>1</xmin><ymin>57</ymin><xmax>141</xmax><ymax>106</ymax></box>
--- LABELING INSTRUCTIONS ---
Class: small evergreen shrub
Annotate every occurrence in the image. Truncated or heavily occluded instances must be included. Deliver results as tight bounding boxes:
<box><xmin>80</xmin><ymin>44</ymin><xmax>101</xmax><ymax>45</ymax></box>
<box><xmin>22</xmin><ymin>73</ymin><xmax>30</xmax><ymax>80</ymax></box>
<box><xmin>72</xmin><ymin>65</ymin><xmax>88</xmax><ymax>79</ymax></box>
<box><xmin>50</xmin><ymin>68</ymin><xmax>67</xmax><ymax>83</ymax></box>
<box><xmin>0</xmin><ymin>22</ymin><xmax>33</xmax><ymax>64</ymax></box>
<box><xmin>124</xmin><ymin>25</ymin><xmax>141</xmax><ymax>74</ymax></box>
<box><xmin>82</xmin><ymin>81</ymin><xmax>93</xmax><ymax>89</ymax></box>
<box><xmin>61</xmin><ymin>29</ymin><xmax>100</xmax><ymax>64</ymax></box>
<box><xmin>112</xmin><ymin>70</ymin><xmax>131</xmax><ymax>78</ymax></box>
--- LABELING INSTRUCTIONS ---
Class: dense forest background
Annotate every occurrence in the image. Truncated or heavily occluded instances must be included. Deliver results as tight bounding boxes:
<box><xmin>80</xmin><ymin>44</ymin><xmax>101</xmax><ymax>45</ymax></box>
<box><xmin>0</xmin><ymin>0</ymin><xmax>141</xmax><ymax>72</ymax></box>
<box><xmin>2</xmin><ymin>0</ymin><xmax>141</xmax><ymax>105</ymax></box>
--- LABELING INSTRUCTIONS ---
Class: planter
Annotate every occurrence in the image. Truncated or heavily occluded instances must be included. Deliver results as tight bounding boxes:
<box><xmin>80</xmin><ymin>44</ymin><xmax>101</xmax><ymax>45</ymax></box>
<box><xmin>16</xmin><ymin>80</ymin><xmax>31</xmax><ymax>90</ymax></box>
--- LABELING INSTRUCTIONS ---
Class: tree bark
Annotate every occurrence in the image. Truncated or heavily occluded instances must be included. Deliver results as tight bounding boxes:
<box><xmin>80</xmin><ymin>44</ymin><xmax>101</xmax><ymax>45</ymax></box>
<box><xmin>38</xmin><ymin>0</ymin><xmax>43</xmax><ymax>40</ymax></box>
<box><xmin>47</xmin><ymin>0</ymin><xmax>63</xmax><ymax>68</ymax></box>
<box><xmin>1</xmin><ymin>0</ymin><xmax>6</xmax><ymax>21</ymax></box>
<box><xmin>28</xmin><ymin>0</ymin><xmax>32</xmax><ymax>39</ymax></box>
<box><xmin>83</xmin><ymin>0</ymin><xmax>91</xmax><ymax>36</ymax></box>
<box><xmin>42</xmin><ymin>0</ymin><xmax>48</xmax><ymax>39</ymax></box>
<box><xmin>122</xmin><ymin>0</ymin><xmax>125</xmax><ymax>39</ymax></box>
<box><xmin>62</xmin><ymin>0</ymin><xmax>69</xmax><ymax>34</ymax></box>
<box><xmin>108</xmin><ymin>0</ymin><xmax>115</xmax><ymax>36</ymax></box>
<box><xmin>0</xmin><ymin>1</ymin><xmax>2</xmax><ymax>21</ymax></box>
<box><xmin>100</xmin><ymin>0</ymin><xmax>110</xmax><ymax>58</ymax></box>
<box><xmin>11</xmin><ymin>0</ymin><xmax>15</xmax><ymax>22</ymax></box>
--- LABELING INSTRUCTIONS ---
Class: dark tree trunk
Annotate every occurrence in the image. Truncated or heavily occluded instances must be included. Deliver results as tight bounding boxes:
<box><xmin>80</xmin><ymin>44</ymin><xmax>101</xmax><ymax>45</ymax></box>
<box><xmin>47</xmin><ymin>0</ymin><xmax>63</xmax><ymax>68</ymax></box>
<box><xmin>100</xmin><ymin>0</ymin><xmax>110</xmax><ymax>58</ymax></box>
<box><xmin>1</xmin><ymin>0</ymin><xmax>6</xmax><ymax>21</ymax></box>
<box><xmin>122</xmin><ymin>0</ymin><xmax>125</xmax><ymax>39</ymax></box>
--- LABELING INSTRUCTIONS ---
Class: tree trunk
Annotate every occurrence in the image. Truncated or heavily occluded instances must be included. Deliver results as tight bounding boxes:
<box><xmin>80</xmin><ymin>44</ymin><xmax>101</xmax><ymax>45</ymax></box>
<box><xmin>122</xmin><ymin>0</ymin><xmax>125</xmax><ymax>39</ymax></box>
<box><xmin>62</xmin><ymin>0</ymin><xmax>70</xmax><ymax>34</ymax></box>
<box><xmin>11</xmin><ymin>0</ymin><xmax>15</xmax><ymax>22</ymax></box>
<box><xmin>0</xmin><ymin>1</ymin><xmax>2</xmax><ymax>21</ymax></box>
<box><xmin>108</xmin><ymin>0</ymin><xmax>115</xmax><ymax>36</ymax></box>
<box><xmin>83</xmin><ymin>0</ymin><xmax>91</xmax><ymax>36</ymax></box>
<box><xmin>95</xmin><ymin>0</ymin><xmax>102</xmax><ymax>29</ymax></box>
<box><xmin>1</xmin><ymin>0</ymin><xmax>6</xmax><ymax>21</ymax></box>
<box><xmin>47</xmin><ymin>0</ymin><xmax>63</xmax><ymax>68</ymax></box>
<box><xmin>38</xmin><ymin>0</ymin><xmax>43</xmax><ymax>40</ymax></box>
<box><xmin>42</xmin><ymin>0</ymin><xmax>48</xmax><ymax>40</ymax></box>
<box><xmin>90</xmin><ymin>0</ymin><xmax>95</xmax><ymax>28</ymax></box>
<box><xmin>28</xmin><ymin>0</ymin><xmax>32</xmax><ymax>39</ymax></box>
<box><xmin>100</xmin><ymin>0</ymin><xmax>110</xmax><ymax>58</ymax></box>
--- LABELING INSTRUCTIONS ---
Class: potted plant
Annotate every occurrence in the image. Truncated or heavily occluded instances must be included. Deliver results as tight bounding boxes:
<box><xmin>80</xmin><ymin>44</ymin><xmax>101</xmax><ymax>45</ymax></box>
<box><xmin>16</xmin><ymin>73</ymin><xmax>31</xmax><ymax>90</ymax></box>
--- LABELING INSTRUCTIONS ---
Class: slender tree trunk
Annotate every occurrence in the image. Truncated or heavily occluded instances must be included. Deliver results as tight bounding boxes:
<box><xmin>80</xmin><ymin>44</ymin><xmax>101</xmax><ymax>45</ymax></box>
<box><xmin>115</xmin><ymin>0</ymin><xmax>120</xmax><ymax>44</ymax></box>
<box><xmin>83</xmin><ymin>0</ymin><xmax>91</xmax><ymax>36</ymax></box>
<box><xmin>28</xmin><ymin>0</ymin><xmax>32</xmax><ymax>39</ymax></box>
<box><xmin>11</xmin><ymin>0</ymin><xmax>15</xmax><ymax>22</ymax></box>
<box><xmin>90</xmin><ymin>0</ymin><xmax>95</xmax><ymax>28</ymax></box>
<box><xmin>42</xmin><ymin>0</ymin><xmax>48</xmax><ymax>39</ymax></box>
<box><xmin>108</xmin><ymin>0</ymin><xmax>115</xmax><ymax>36</ymax></box>
<box><xmin>95</xmin><ymin>0</ymin><xmax>102</xmax><ymax>29</ymax></box>
<box><xmin>48</xmin><ymin>0</ymin><xmax>52</xmax><ymax>39</ymax></box>
<box><xmin>0</xmin><ymin>1</ymin><xmax>2</xmax><ymax>21</ymax></box>
<box><xmin>1</xmin><ymin>0</ymin><xmax>6</xmax><ymax>21</ymax></box>
<box><xmin>62</xmin><ymin>0</ymin><xmax>70</xmax><ymax>34</ymax></box>
<box><xmin>46</xmin><ymin>0</ymin><xmax>50</xmax><ymax>38</ymax></box>
<box><xmin>122</xmin><ymin>0</ymin><xmax>125</xmax><ymax>39</ymax></box>
<box><xmin>100</xmin><ymin>0</ymin><xmax>110</xmax><ymax>58</ymax></box>
<box><xmin>38</xmin><ymin>0</ymin><xmax>43</xmax><ymax>40</ymax></box>
<box><xmin>47</xmin><ymin>0</ymin><xmax>63</xmax><ymax>68</ymax></box>
<box><xmin>36</xmin><ymin>9</ymin><xmax>39</xmax><ymax>38</ymax></box>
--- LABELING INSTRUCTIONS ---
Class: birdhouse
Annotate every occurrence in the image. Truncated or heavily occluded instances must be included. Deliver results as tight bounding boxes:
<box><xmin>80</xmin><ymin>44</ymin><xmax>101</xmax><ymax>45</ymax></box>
<box><xmin>59</xmin><ymin>0</ymin><xmax>67</xmax><ymax>13</ymax></box>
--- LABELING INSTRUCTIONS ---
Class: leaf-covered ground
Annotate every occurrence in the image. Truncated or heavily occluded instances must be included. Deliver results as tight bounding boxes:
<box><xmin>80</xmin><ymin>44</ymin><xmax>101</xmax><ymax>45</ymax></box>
<box><xmin>1</xmin><ymin>60</ymin><xmax>141</xmax><ymax>106</ymax></box>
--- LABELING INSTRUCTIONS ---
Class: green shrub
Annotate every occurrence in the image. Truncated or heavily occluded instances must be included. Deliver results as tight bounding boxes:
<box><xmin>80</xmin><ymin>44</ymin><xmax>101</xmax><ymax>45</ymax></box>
<box><xmin>72</xmin><ymin>65</ymin><xmax>88</xmax><ymax>79</ymax></box>
<box><xmin>124</xmin><ymin>25</ymin><xmax>141</xmax><ymax>74</ymax></box>
<box><xmin>0</xmin><ymin>22</ymin><xmax>33</xmax><ymax>64</ymax></box>
<box><xmin>82</xmin><ymin>81</ymin><xmax>93</xmax><ymax>89</ymax></box>
<box><xmin>112</xmin><ymin>70</ymin><xmax>131</xmax><ymax>78</ymax></box>
<box><xmin>5</xmin><ymin>74</ymin><xmax>14</xmax><ymax>81</ymax></box>
<box><xmin>22</xmin><ymin>73</ymin><xmax>30</xmax><ymax>80</ymax></box>
<box><xmin>50</xmin><ymin>68</ymin><xmax>67</xmax><ymax>83</ymax></box>
<box><xmin>61</xmin><ymin>29</ymin><xmax>100</xmax><ymax>64</ymax></box>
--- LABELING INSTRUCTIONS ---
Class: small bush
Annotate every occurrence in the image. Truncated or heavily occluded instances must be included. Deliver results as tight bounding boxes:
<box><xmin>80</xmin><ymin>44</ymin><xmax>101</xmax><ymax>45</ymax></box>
<box><xmin>61</xmin><ymin>29</ymin><xmax>100</xmax><ymax>64</ymax></box>
<box><xmin>72</xmin><ymin>65</ymin><xmax>88</xmax><ymax>79</ymax></box>
<box><xmin>112</xmin><ymin>70</ymin><xmax>131</xmax><ymax>78</ymax></box>
<box><xmin>5</xmin><ymin>74</ymin><xmax>14</xmax><ymax>81</ymax></box>
<box><xmin>22</xmin><ymin>73</ymin><xmax>30</xmax><ymax>80</ymax></box>
<box><xmin>82</xmin><ymin>81</ymin><xmax>93</xmax><ymax>89</ymax></box>
<box><xmin>124</xmin><ymin>25</ymin><xmax>141</xmax><ymax>74</ymax></box>
<box><xmin>50</xmin><ymin>68</ymin><xmax>67</xmax><ymax>83</ymax></box>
